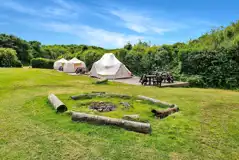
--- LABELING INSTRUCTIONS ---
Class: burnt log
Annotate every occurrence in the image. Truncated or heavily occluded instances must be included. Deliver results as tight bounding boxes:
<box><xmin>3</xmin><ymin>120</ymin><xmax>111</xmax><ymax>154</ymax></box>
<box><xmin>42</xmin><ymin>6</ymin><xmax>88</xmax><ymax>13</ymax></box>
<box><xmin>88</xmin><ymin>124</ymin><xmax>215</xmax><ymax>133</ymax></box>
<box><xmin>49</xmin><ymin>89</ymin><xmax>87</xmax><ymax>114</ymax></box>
<box><xmin>48</xmin><ymin>94</ymin><xmax>67</xmax><ymax>113</ymax></box>
<box><xmin>151</xmin><ymin>107</ymin><xmax>179</xmax><ymax>119</ymax></box>
<box><xmin>72</xmin><ymin>112</ymin><xmax>151</xmax><ymax>134</ymax></box>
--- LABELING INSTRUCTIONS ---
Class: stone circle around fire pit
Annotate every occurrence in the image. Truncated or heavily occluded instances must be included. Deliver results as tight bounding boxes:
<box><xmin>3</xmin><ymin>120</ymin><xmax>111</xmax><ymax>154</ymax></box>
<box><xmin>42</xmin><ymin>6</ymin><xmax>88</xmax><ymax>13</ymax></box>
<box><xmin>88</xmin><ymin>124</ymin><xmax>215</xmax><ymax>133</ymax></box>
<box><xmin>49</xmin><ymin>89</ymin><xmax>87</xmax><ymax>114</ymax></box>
<box><xmin>89</xmin><ymin>101</ymin><xmax>116</xmax><ymax>112</ymax></box>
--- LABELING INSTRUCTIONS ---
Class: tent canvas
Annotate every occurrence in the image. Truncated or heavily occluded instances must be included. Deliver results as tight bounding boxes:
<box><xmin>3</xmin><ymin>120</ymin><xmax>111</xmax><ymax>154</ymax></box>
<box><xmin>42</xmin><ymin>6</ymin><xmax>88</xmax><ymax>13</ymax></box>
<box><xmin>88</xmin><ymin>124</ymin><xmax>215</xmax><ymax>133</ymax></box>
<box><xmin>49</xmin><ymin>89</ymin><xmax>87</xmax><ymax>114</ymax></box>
<box><xmin>63</xmin><ymin>57</ymin><xmax>86</xmax><ymax>73</ymax></box>
<box><xmin>69</xmin><ymin>57</ymin><xmax>79</xmax><ymax>62</ymax></box>
<box><xmin>90</xmin><ymin>53</ymin><xmax>132</xmax><ymax>79</ymax></box>
<box><xmin>53</xmin><ymin>58</ymin><xmax>68</xmax><ymax>70</ymax></box>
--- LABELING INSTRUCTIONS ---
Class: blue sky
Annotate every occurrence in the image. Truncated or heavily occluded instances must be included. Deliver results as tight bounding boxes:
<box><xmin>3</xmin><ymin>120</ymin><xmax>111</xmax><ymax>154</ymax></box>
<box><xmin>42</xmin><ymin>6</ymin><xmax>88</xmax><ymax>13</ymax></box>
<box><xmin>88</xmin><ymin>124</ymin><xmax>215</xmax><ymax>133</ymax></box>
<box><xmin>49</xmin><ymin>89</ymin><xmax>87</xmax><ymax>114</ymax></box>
<box><xmin>0</xmin><ymin>0</ymin><xmax>238</xmax><ymax>48</ymax></box>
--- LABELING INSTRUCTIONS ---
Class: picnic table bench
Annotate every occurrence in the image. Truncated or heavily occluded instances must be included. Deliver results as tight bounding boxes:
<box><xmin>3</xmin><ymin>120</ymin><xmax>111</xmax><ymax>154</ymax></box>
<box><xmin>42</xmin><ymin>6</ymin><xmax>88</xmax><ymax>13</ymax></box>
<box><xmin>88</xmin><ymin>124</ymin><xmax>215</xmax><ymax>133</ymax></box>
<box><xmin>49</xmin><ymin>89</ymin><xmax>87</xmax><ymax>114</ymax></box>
<box><xmin>139</xmin><ymin>72</ymin><xmax>174</xmax><ymax>86</ymax></box>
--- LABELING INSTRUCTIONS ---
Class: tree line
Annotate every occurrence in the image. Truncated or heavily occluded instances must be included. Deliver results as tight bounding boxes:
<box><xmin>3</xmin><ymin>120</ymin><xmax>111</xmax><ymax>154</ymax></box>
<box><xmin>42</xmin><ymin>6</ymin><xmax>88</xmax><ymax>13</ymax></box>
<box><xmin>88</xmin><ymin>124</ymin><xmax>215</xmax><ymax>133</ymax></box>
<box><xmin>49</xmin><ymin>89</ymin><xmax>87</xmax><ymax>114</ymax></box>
<box><xmin>0</xmin><ymin>20</ymin><xmax>239</xmax><ymax>89</ymax></box>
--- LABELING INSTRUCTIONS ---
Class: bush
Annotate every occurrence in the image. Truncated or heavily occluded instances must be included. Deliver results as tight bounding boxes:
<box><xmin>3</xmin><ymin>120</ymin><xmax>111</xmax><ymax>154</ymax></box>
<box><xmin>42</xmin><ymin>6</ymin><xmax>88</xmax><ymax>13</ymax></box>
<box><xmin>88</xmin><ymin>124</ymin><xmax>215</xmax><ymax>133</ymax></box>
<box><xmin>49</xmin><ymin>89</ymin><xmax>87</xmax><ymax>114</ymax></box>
<box><xmin>179</xmin><ymin>46</ymin><xmax>239</xmax><ymax>89</ymax></box>
<box><xmin>13</xmin><ymin>60</ymin><xmax>23</xmax><ymax>67</ymax></box>
<box><xmin>0</xmin><ymin>34</ymin><xmax>32</xmax><ymax>63</ymax></box>
<box><xmin>186</xmin><ymin>75</ymin><xmax>205</xmax><ymax>87</ymax></box>
<box><xmin>31</xmin><ymin>58</ymin><xmax>54</xmax><ymax>69</ymax></box>
<box><xmin>0</xmin><ymin>48</ymin><xmax>22</xmax><ymax>67</ymax></box>
<box><xmin>80</xmin><ymin>50</ymin><xmax>103</xmax><ymax>70</ymax></box>
<box><xmin>124</xmin><ymin>51</ymin><xmax>143</xmax><ymax>75</ymax></box>
<box><xmin>178</xmin><ymin>75</ymin><xmax>205</xmax><ymax>87</ymax></box>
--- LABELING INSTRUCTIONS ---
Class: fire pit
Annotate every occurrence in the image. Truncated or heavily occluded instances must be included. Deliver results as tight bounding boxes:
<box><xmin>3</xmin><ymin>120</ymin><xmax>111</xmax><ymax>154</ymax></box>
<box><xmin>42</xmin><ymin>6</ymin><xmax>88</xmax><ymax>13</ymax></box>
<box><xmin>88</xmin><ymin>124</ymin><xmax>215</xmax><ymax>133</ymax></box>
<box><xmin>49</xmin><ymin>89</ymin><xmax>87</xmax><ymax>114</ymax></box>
<box><xmin>89</xmin><ymin>101</ymin><xmax>116</xmax><ymax>112</ymax></box>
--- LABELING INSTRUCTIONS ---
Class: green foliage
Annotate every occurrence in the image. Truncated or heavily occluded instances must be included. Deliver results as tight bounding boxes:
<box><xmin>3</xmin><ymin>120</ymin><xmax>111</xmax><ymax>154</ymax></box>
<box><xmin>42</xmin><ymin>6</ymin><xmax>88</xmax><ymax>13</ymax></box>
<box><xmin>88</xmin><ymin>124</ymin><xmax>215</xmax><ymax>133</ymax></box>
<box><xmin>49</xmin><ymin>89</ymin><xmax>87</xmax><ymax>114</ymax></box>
<box><xmin>0</xmin><ymin>48</ymin><xmax>22</xmax><ymax>67</ymax></box>
<box><xmin>115</xmin><ymin>49</ymin><xmax>128</xmax><ymax>62</ymax></box>
<box><xmin>233</xmin><ymin>34</ymin><xmax>239</xmax><ymax>46</ymax></box>
<box><xmin>79</xmin><ymin>50</ymin><xmax>104</xmax><ymax>69</ymax></box>
<box><xmin>189</xmin><ymin>20</ymin><xmax>239</xmax><ymax>49</ymax></box>
<box><xmin>180</xmin><ymin>46</ymin><xmax>239</xmax><ymax>88</ymax></box>
<box><xmin>180</xmin><ymin>75</ymin><xmax>205</xmax><ymax>87</ymax></box>
<box><xmin>124</xmin><ymin>50</ymin><xmax>143</xmax><ymax>75</ymax></box>
<box><xmin>124</xmin><ymin>42</ymin><xmax>132</xmax><ymax>50</ymax></box>
<box><xmin>0</xmin><ymin>34</ymin><xmax>32</xmax><ymax>63</ymax></box>
<box><xmin>29</xmin><ymin>41</ymin><xmax>43</xmax><ymax>58</ymax></box>
<box><xmin>31</xmin><ymin>58</ymin><xmax>54</xmax><ymax>69</ymax></box>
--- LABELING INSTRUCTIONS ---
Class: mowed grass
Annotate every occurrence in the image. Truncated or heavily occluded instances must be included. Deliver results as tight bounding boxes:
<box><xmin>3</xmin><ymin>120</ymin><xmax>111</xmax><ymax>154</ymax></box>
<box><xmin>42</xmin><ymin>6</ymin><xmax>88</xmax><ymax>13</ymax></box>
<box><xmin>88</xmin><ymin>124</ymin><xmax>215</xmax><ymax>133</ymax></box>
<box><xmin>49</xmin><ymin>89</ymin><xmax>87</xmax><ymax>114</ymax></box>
<box><xmin>0</xmin><ymin>68</ymin><xmax>238</xmax><ymax>160</ymax></box>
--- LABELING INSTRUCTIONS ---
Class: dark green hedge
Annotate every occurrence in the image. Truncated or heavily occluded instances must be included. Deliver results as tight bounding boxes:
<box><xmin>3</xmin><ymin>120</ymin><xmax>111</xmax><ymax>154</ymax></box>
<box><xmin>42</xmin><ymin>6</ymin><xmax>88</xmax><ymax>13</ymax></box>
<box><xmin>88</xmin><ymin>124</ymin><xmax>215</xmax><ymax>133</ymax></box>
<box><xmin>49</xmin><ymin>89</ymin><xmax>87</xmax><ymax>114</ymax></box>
<box><xmin>114</xmin><ymin>45</ymin><xmax>239</xmax><ymax>89</ymax></box>
<box><xmin>0</xmin><ymin>48</ymin><xmax>22</xmax><ymax>67</ymax></box>
<box><xmin>31</xmin><ymin>58</ymin><xmax>54</xmax><ymax>69</ymax></box>
<box><xmin>180</xmin><ymin>46</ymin><xmax>239</xmax><ymax>89</ymax></box>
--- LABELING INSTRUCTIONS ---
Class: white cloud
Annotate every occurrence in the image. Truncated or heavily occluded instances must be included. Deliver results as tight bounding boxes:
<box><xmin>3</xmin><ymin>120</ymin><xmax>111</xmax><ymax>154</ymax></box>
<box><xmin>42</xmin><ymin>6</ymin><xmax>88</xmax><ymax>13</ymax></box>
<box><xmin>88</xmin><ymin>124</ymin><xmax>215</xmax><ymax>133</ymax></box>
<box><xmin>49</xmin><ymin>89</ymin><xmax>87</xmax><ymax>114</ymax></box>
<box><xmin>1</xmin><ymin>0</ymin><xmax>78</xmax><ymax>19</ymax></box>
<box><xmin>43</xmin><ymin>7</ymin><xmax>78</xmax><ymax>18</ymax></box>
<box><xmin>1</xmin><ymin>0</ymin><xmax>37</xmax><ymax>15</ymax></box>
<box><xmin>82</xmin><ymin>26</ymin><xmax>143</xmax><ymax>48</ymax></box>
<box><xmin>110</xmin><ymin>9</ymin><xmax>174</xmax><ymax>34</ymax></box>
<box><xmin>126</xmin><ymin>24</ymin><xmax>147</xmax><ymax>33</ymax></box>
<box><xmin>41</xmin><ymin>22</ymin><xmax>143</xmax><ymax>48</ymax></box>
<box><xmin>52</xmin><ymin>0</ymin><xmax>73</xmax><ymax>10</ymax></box>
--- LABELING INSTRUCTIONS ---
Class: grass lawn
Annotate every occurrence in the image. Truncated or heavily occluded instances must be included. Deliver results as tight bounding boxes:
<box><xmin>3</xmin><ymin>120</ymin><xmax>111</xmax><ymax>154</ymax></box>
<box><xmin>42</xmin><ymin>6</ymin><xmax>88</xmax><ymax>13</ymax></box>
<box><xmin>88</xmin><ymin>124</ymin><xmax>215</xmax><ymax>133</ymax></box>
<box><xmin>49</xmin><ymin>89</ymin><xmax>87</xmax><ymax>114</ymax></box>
<box><xmin>0</xmin><ymin>68</ymin><xmax>238</xmax><ymax>160</ymax></box>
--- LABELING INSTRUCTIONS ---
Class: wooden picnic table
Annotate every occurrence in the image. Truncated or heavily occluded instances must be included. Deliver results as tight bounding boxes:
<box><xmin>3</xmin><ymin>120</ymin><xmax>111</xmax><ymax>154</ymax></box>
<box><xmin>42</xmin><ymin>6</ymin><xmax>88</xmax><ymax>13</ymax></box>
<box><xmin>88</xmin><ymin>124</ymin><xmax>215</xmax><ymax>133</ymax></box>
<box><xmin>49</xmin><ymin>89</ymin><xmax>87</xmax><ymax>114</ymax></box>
<box><xmin>146</xmin><ymin>75</ymin><xmax>156</xmax><ymax>85</ymax></box>
<box><xmin>139</xmin><ymin>72</ymin><xmax>174</xmax><ymax>86</ymax></box>
<box><xmin>140</xmin><ymin>74</ymin><xmax>161</xmax><ymax>86</ymax></box>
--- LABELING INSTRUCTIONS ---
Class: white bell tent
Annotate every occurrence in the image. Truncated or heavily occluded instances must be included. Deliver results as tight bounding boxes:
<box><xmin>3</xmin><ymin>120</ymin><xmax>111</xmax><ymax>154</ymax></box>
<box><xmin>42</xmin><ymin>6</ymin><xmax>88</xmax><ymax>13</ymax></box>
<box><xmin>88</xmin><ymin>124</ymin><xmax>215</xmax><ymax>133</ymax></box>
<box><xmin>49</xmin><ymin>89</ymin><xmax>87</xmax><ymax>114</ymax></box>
<box><xmin>63</xmin><ymin>57</ymin><xmax>86</xmax><ymax>73</ymax></box>
<box><xmin>53</xmin><ymin>58</ymin><xmax>68</xmax><ymax>70</ymax></box>
<box><xmin>90</xmin><ymin>53</ymin><xmax>132</xmax><ymax>79</ymax></box>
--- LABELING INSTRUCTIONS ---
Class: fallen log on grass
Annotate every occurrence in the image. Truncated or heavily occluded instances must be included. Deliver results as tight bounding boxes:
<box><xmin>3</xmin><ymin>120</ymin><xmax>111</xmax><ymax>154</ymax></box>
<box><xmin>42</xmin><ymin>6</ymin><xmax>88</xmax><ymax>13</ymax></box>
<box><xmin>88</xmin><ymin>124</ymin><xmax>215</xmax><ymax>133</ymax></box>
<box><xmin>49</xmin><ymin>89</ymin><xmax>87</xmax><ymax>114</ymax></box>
<box><xmin>151</xmin><ymin>107</ymin><xmax>179</xmax><ymax>119</ymax></box>
<box><xmin>123</xmin><ymin>114</ymin><xmax>139</xmax><ymax>121</ymax></box>
<box><xmin>94</xmin><ymin>78</ymin><xmax>108</xmax><ymax>84</ymax></box>
<box><xmin>71</xmin><ymin>112</ymin><xmax>151</xmax><ymax>134</ymax></box>
<box><xmin>137</xmin><ymin>95</ymin><xmax>176</xmax><ymax>108</ymax></box>
<box><xmin>71</xmin><ymin>92</ymin><xmax>132</xmax><ymax>100</ymax></box>
<box><xmin>48</xmin><ymin>94</ymin><xmax>67</xmax><ymax>113</ymax></box>
<box><xmin>91</xmin><ymin>91</ymin><xmax>106</xmax><ymax>94</ymax></box>
<box><xmin>105</xmin><ymin>93</ymin><xmax>132</xmax><ymax>99</ymax></box>
<box><xmin>70</xmin><ymin>93</ymin><xmax>100</xmax><ymax>100</ymax></box>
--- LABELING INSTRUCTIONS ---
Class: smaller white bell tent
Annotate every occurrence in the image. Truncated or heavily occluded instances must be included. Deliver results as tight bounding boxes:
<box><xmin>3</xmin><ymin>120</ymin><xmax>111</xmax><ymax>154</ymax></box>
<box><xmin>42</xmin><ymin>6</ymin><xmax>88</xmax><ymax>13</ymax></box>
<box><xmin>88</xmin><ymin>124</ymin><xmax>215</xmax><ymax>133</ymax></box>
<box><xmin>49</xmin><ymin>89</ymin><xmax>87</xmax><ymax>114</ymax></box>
<box><xmin>53</xmin><ymin>58</ymin><xmax>68</xmax><ymax>70</ymax></box>
<box><xmin>63</xmin><ymin>57</ymin><xmax>86</xmax><ymax>73</ymax></box>
<box><xmin>90</xmin><ymin>53</ymin><xmax>132</xmax><ymax>79</ymax></box>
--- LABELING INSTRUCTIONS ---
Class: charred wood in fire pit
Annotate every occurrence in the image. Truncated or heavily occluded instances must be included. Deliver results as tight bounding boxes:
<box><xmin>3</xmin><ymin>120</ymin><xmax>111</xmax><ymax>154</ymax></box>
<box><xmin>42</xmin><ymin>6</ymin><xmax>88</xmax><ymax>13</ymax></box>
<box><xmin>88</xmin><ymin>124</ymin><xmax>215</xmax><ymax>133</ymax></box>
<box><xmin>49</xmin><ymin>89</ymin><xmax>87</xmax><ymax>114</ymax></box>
<box><xmin>89</xmin><ymin>102</ymin><xmax>116</xmax><ymax>112</ymax></box>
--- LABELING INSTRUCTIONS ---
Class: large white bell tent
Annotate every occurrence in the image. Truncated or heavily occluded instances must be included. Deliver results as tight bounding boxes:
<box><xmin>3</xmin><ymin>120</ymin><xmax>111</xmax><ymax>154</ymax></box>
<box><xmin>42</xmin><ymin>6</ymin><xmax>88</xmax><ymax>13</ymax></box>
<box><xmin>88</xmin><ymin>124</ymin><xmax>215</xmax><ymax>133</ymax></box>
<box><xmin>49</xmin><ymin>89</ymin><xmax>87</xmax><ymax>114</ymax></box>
<box><xmin>53</xmin><ymin>58</ymin><xmax>68</xmax><ymax>70</ymax></box>
<box><xmin>63</xmin><ymin>57</ymin><xmax>86</xmax><ymax>73</ymax></box>
<box><xmin>90</xmin><ymin>53</ymin><xmax>132</xmax><ymax>79</ymax></box>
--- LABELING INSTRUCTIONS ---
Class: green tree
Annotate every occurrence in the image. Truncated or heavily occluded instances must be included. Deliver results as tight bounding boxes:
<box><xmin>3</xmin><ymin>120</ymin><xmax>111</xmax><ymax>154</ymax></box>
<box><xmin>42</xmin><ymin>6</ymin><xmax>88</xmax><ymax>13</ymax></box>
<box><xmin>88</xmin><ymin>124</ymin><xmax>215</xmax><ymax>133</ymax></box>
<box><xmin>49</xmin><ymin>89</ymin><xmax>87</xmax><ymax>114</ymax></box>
<box><xmin>29</xmin><ymin>41</ymin><xmax>43</xmax><ymax>58</ymax></box>
<box><xmin>0</xmin><ymin>34</ymin><xmax>32</xmax><ymax>63</ymax></box>
<box><xmin>0</xmin><ymin>48</ymin><xmax>22</xmax><ymax>67</ymax></box>
<box><xmin>124</xmin><ymin>42</ymin><xmax>132</xmax><ymax>50</ymax></box>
